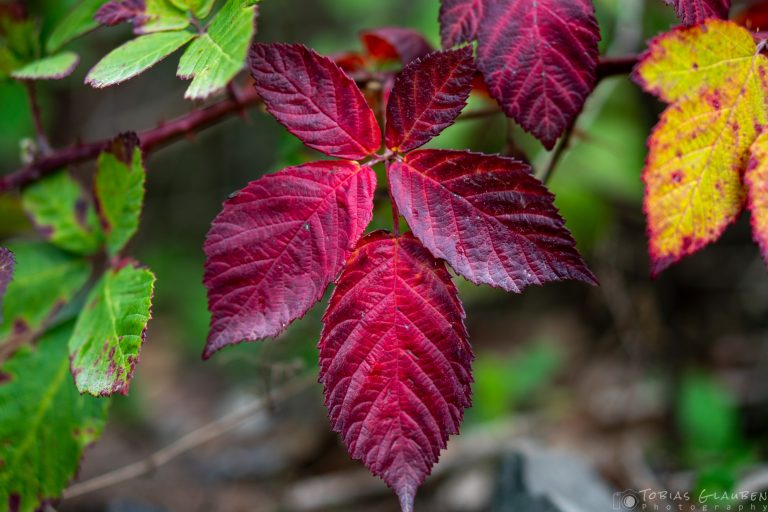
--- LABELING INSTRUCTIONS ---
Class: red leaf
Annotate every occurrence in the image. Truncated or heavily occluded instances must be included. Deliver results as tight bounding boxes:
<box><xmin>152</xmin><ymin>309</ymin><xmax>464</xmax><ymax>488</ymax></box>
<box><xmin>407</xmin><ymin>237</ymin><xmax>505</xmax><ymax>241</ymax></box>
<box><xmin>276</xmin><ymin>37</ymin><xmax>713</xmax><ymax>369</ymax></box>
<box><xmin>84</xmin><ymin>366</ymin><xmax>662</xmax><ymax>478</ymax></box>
<box><xmin>665</xmin><ymin>0</ymin><xmax>730</xmax><ymax>25</ymax></box>
<box><xmin>249</xmin><ymin>43</ymin><xmax>381</xmax><ymax>160</ymax></box>
<box><xmin>319</xmin><ymin>231</ymin><xmax>472</xmax><ymax>511</ymax></box>
<box><xmin>0</xmin><ymin>248</ymin><xmax>13</xmax><ymax>324</ymax></box>
<box><xmin>94</xmin><ymin>0</ymin><xmax>146</xmax><ymax>27</ymax></box>
<box><xmin>203</xmin><ymin>161</ymin><xmax>376</xmax><ymax>358</ymax></box>
<box><xmin>736</xmin><ymin>1</ymin><xmax>768</xmax><ymax>31</ymax></box>
<box><xmin>388</xmin><ymin>150</ymin><xmax>597</xmax><ymax>292</ymax></box>
<box><xmin>360</xmin><ymin>27</ymin><xmax>433</xmax><ymax>65</ymax></box>
<box><xmin>385</xmin><ymin>47</ymin><xmax>475</xmax><ymax>153</ymax></box>
<box><xmin>439</xmin><ymin>0</ymin><xmax>485</xmax><ymax>48</ymax></box>
<box><xmin>331</xmin><ymin>51</ymin><xmax>367</xmax><ymax>73</ymax></box>
<box><xmin>476</xmin><ymin>0</ymin><xmax>600</xmax><ymax>149</ymax></box>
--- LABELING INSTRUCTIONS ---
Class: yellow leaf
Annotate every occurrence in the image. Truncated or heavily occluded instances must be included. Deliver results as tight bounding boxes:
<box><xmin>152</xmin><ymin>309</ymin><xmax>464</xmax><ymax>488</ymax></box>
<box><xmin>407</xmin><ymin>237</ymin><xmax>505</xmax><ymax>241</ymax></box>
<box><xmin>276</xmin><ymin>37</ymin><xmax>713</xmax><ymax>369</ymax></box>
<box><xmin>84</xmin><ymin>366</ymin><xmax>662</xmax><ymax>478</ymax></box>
<box><xmin>635</xmin><ymin>20</ymin><xmax>768</xmax><ymax>275</ymax></box>
<box><xmin>746</xmin><ymin>131</ymin><xmax>768</xmax><ymax>266</ymax></box>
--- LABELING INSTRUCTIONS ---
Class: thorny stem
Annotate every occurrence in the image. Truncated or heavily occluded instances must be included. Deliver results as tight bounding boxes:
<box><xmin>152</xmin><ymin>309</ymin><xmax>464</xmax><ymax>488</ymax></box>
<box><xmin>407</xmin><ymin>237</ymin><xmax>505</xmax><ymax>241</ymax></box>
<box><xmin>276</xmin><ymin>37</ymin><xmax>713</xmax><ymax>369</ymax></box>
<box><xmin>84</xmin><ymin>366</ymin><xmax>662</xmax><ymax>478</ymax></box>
<box><xmin>24</xmin><ymin>81</ymin><xmax>52</xmax><ymax>155</ymax></box>
<box><xmin>0</xmin><ymin>55</ymin><xmax>640</xmax><ymax>193</ymax></box>
<box><xmin>0</xmin><ymin>84</ymin><xmax>263</xmax><ymax>192</ymax></box>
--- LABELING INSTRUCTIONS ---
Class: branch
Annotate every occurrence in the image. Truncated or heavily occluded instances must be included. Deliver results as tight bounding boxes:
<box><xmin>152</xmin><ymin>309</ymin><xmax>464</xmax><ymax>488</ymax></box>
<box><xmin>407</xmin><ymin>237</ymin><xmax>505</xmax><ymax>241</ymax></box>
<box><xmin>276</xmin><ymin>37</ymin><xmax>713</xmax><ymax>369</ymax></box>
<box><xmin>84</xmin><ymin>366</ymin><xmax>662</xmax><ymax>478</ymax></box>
<box><xmin>596</xmin><ymin>55</ymin><xmax>639</xmax><ymax>80</ymax></box>
<box><xmin>0</xmin><ymin>55</ymin><xmax>640</xmax><ymax>194</ymax></box>
<box><xmin>63</xmin><ymin>373</ymin><xmax>316</xmax><ymax>500</ymax></box>
<box><xmin>0</xmin><ymin>85</ymin><xmax>262</xmax><ymax>193</ymax></box>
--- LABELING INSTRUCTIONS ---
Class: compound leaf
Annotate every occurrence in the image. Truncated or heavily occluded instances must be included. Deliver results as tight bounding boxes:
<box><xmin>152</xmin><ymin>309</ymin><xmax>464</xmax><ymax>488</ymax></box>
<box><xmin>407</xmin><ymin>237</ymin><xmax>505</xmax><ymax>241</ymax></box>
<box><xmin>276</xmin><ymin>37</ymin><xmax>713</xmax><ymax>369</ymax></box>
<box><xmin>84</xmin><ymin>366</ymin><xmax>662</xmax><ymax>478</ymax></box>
<box><xmin>665</xmin><ymin>0</ymin><xmax>730</xmax><ymax>25</ymax></box>
<box><xmin>385</xmin><ymin>46</ymin><xmax>475</xmax><ymax>153</ymax></box>
<box><xmin>746</xmin><ymin>131</ymin><xmax>768</xmax><ymax>267</ymax></box>
<box><xmin>11</xmin><ymin>52</ymin><xmax>79</xmax><ymax>80</ymax></box>
<box><xmin>86</xmin><ymin>29</ymin><xmax>194</xmax><ymax>88</ymax></box>
<box><xmin>633</xmin><ymin>20</ymin><xmax>768</xmax><ymax>275</ymax></box>
<box><xmin>0</xmin><ymin>323</ymin><xmax>110</xmax><ymax>512</ymax></box>
<box><xmin>439</xmin><ymin>0</ymin><xmax>485</xmax><ymax>48</ymax></box>
<box><xmin>0</xmin><ymin>241</ymin><xmax>90</xmax><ymax>342</ymax></box>
<box><xmin>203</xmin><ymin>161</ymin><xmax>376</xmax><ymax>358</ymax></box>
<box><xmin>22</xmin><ymin>170</ymin><xmax>103</xmax><ymax>255</ymax></box>
<box><xmin>0</xmin><ymin>248</ymin><xmax>13</xmax><ymax>324</ymax></box>
<box><xmin>140</xmin><ymin>0</ymin><xmax>189</xmax><ymax>33</ymax></box>
<box><xmin>169</xmin><ymin>0</ymin><xmax>216</xmax><ymax>18</ymax></box>
<box><xmin>476</xmin><ymin>0</ymin><xmax>600</xmax><ymax>149</ymax></box>
<box><xmin>177</xmin><ymin>0</ymin><xmax>257</xmax><ymax>100</ymax></box>
<box><xmin>95</xmin><ymin>137</ymin><xmax>146</xmax><ymax>256</ymax></box>
<box><xmin>249</xmin><ymin>43</ymin><xmax>381</xmax><ymax>160</ymax></box>
<box><xmin>388</xmin><ymin>150</ymin><xmax>596</xmax><ymax>292</ymax></box>
<box><xmin>46</xmin><ymin>0</ymin><xmax>105</xmax><ymax>53</ymax></box>
<box><xmin>319</xmin><ymin>232</ymin><xmax>473</xmax><ymax>511</ymax></box>
<box><xmin>69</xmin><ymin>263</ymin><xmax>155</xmax><ymax>396</ymax></box>
<box><xmin>360</xmin><ymin>27</ymin><xmax>433</xmax><ymax>65</ymax></box>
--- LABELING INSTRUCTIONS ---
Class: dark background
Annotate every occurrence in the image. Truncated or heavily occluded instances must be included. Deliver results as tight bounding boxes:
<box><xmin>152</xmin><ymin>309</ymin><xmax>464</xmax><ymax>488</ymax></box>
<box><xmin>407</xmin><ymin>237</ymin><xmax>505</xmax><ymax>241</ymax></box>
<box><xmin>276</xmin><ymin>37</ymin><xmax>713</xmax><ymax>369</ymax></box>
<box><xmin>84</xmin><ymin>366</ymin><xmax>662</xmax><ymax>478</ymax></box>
<box><xmin>3</xmin><ymin>0</ymin><xmax>768</xmax><ymax>510</ymax></box>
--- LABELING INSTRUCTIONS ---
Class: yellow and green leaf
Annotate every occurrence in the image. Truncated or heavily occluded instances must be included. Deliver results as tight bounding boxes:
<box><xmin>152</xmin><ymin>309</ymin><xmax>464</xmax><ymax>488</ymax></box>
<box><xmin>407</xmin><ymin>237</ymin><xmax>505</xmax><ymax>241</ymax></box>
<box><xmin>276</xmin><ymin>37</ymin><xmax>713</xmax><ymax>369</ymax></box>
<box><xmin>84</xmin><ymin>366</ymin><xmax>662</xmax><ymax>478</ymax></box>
<box><xmin>746</xmin><ymin>131</ymin><xmax>768</xmax><ymax>267</ymax></box>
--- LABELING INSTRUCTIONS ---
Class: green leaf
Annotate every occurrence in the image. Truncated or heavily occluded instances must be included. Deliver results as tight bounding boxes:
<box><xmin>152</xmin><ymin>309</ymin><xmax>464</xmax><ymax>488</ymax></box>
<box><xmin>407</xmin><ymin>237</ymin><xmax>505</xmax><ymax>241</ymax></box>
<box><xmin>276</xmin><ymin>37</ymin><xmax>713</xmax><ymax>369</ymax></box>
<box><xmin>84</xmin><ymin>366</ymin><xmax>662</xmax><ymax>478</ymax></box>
<box><xmin>22</xmin><ymin>170</ymin><xmax>102</xmax><ymax>254</ymax></box>
<box><xmin>46</xmin><ymin>0</ymin><xmax>106</xmax><ymax>54</ymax></box>
<box><xmin>0</xmin><ymin>17</ymin><xmax>40</xmax><ymax>64</ymax></box>
<box><xmin>95</xmin><ymin>144</ymin><xmax>146</xmax><ymax>256</ymax></box>
<box><xmin>86</xmin><ymin>30</ymin><xmax>194</xmax><ymax>87</ymax></box>
<box><xmin>177</xmin><ymin>0</ymin><xmax>256</xmax><ymax>99</ymax></box>
<box><xmin>11</xmin><ymin>52</ymin><xmax>80</xmax><ymax>80</ymax></box>
<box><xmin>0</xmin><ymin>241</ymin><xmax>91</xmax><ymax>341</ymax></box>
<box><xmin>169</xmin><ymin>0</ymin><xmax>217</xmax><ymax>18</ymax></box>
<box><xmin>141</xmin><ymin>0</ymin><xmax>190</xmax><ymax>33</ymax></box>
<box><xmin>69</xmin><ymin>263</ymin><xmax>155</xmax><ymax>396</ymax></box>
<box><xmin>0</xmin><ymin>323</ymin><xmax>110</xmax><ymax>512</ymax></box>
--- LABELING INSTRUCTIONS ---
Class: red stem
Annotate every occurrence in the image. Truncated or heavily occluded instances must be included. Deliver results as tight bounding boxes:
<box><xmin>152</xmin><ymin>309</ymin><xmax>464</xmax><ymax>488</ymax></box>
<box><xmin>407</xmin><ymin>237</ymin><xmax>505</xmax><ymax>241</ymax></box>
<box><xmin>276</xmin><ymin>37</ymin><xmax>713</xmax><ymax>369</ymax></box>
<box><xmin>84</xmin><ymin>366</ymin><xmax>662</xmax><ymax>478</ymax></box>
<box><xmin>596</xmin><ymin>55</ymin><xmax>639</xmax><ymax>80</ymax></box>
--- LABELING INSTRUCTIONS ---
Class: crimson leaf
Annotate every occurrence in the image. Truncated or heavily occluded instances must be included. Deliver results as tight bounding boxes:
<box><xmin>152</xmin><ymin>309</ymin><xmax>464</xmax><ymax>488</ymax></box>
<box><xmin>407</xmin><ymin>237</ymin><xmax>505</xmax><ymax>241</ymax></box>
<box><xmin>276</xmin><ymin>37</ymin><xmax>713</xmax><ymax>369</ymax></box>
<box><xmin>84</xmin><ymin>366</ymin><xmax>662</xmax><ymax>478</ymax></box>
<box><xmin>385</xmin><ymin>46</ymin><xmax>475</xmax><ymax>153</ymax></box>
<box><xmin>320</xmin><ymin>231</ymin><xmax>472</xmax><ymax>511</ymax></box>
<box><xmin>203</xmin><ymin>161</ymin><xmax>376</xmax><ymax>358</ymax></box>
<box><xmin>0</xmin><ymin>248</ymin><xmax>13</xmax><ymax>324</ymax></box>
<box><xmin>439</xmin><ymin>0</ymin><xmax>485</xmax><ymax>48</ymax></box>
<box><xmin>360</xmin><ymin>27</ymin><xmax>433</xmax><ymax>65</ymax></box>
<box><xmin>665</xmin><ymin>0</ymin><xmax>730</xmax><ymax>25</ymax></box>
<box><xmin>388</xmin><ymin>150</ymin><xmax>597</xmax><ymax>292</ymax></box>
<box><xmin>249</xmin><ymin>43</ymin><xmax>381</xmax><ymax>160</ymax></box>
<box><xmin>476</xmin><ymin>0</ymin><xmax>600</xmax><ymax>149</ymax></box>
<box><xmin>94</xmin><ymin>0</ymin><xmax>146</xmax><ymax>28</ymax></box>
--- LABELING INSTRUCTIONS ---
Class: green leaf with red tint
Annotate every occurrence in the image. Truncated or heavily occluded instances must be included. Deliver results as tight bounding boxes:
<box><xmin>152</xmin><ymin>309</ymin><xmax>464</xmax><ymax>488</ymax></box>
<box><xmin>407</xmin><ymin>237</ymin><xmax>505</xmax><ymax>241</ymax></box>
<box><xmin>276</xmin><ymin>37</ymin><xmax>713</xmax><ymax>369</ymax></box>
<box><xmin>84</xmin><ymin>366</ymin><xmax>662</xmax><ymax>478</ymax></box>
<box><xmin>95</xmin><ymin>134</ymin><xmax>146</xmax><ymax>256</ymax></box>
<box><xmin>249</xmin><ymin>43</ymin><xmax>381</xmax><ymax>160</ymax></box>
<box><xmin>69</xmin><ymin>262</ymin><xmax>155</xmax><ymax>396</ymax></box>
<box><xmin>476</xmin><ymin>0</ymin><xmax>600</xmax><ymax>149</ymax></box>
<box><xmin>319</xmin><ymin>232</ymin><xmax>473</xmax><ymax>512</ymax></box>
<box><xmin>0</xmin><ymin>323</ymin><xmax>109</xmax><ymax>512</ymax></box>
<box><xmin>0</xmin><ymin>241</ymin><xmax>90</xmax><ymax>342</ymax></box>
<box><xmin>385</xmin><ymin>46</ymin><xmax>475</xmax><ymax>153</ymax></box>
<box><xmin>388</xmin><ymin>150</ymin><xmax>596</xmax><ymax>292</ymax></box>
<box><xmin>203</xmin><ymin>161</ymin><xmax>376</xmax><ymax>358</ymax></box>
<box><xmin>21</xmin><ymin>170</ymin><xmax>103</xmax><ymax>255</ymax></box>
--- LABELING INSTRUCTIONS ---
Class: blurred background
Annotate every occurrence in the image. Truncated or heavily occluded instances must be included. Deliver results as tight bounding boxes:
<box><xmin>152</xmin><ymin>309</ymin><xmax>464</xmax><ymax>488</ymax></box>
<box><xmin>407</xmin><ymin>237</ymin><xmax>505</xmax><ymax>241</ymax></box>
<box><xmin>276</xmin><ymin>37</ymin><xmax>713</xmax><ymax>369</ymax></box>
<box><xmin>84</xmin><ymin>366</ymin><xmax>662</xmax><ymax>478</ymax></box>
<box><xmin>4</xmin><ymin>0</ymin><xmax>768</xmax><ymax>510</ymax></box>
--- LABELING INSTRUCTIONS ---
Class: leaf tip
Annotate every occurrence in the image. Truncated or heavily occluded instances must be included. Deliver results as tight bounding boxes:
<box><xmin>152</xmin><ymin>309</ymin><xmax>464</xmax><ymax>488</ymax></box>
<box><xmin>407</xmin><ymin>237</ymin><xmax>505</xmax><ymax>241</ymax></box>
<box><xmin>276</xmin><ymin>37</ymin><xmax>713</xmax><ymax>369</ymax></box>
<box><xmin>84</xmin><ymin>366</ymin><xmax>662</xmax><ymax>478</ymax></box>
<box><xmin>397</xmin><ymin>488</ymin><xmax>415</xmax><ymax>512</ymax></box>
